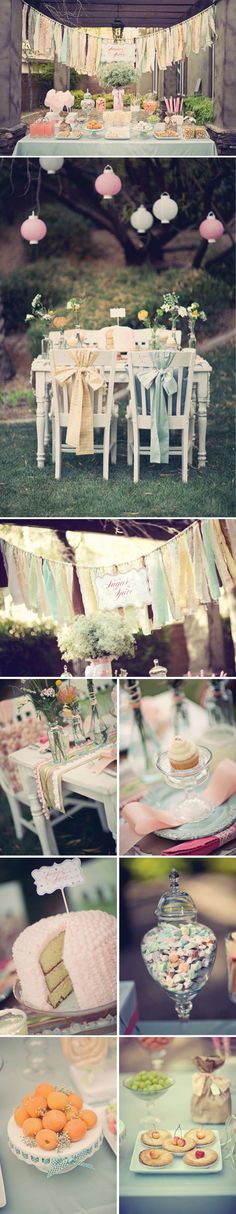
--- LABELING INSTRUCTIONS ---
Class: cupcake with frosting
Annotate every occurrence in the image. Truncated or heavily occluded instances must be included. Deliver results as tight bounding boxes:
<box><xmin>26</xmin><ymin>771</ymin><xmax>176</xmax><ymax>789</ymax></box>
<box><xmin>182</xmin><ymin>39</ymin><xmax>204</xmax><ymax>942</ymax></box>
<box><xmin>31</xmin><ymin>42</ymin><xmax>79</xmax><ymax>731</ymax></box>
<box><xmin>168</xmin><ymin>736</ymin><xmax>199</xmax><ymax>771</ymax></box>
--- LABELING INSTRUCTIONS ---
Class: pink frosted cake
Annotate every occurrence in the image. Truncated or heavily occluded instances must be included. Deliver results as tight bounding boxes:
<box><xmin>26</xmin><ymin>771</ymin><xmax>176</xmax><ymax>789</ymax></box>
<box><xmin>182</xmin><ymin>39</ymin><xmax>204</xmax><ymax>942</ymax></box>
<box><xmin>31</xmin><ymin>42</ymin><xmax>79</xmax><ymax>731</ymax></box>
<box><xmin>13</xmin><ymin>910</ymin><xmax>116</xmax><ymax>1013</ymax></box>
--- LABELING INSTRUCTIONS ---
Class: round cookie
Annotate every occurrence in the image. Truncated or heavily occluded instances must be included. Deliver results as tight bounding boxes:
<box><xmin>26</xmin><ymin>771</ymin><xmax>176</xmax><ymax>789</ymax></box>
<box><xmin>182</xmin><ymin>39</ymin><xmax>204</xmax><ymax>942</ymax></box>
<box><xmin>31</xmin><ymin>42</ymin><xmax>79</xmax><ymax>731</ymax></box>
<box><xmin>141</xmin><ymin>1130</ymin><xmax>166</xmax><ymax>1146</ymax></box>
<box><xmin>191</xmin><ymin>1128</ymin><xmax>216</xmax><ymax>1146</ymax></box>
<box><xmin>163</xmin><ymin>1131</ymin><xmax>195</xmax><ymax>1154</ymax></box>
<box><xmin>139</xmin><ymin>1147</ymin><xmax>173</xmax><ymax>1168</ymax></box>
<box><xmin>184</xmin><ymin>1147</ymin><xmax>218</xmax><ymax>1167</ymax></box>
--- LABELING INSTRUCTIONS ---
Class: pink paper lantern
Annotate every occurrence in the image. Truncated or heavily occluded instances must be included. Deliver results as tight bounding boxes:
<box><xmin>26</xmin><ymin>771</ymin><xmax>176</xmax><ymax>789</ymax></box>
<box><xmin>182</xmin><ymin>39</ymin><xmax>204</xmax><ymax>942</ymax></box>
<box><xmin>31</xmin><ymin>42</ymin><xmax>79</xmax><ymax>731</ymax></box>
<box><xmin>199</xmin><ymin>211</ymin><xmax>224</xmax><ymax>243</ymax></box>
<box><xmin>95</xmin><ymin>164</ymin><xmax>122</xmax><ymax>200</ymax></box>
<box><xmin>20</xmin><ymin>211</ymin><xmax>47</xmax><ymax>246</ymax></box>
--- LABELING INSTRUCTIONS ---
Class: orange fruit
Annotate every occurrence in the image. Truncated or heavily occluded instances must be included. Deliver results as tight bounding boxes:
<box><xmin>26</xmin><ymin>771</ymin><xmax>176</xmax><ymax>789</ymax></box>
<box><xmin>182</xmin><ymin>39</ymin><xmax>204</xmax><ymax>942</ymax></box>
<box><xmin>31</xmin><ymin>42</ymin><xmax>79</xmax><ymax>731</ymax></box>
<box><xmin>34</xmin><ymin>1083</ymin><xmax>55</xmax><ymax>1098</ymax></box>
<box><xmin>15</xmin><ymin>1105</ymin><xmax>30</xmax><ymax>1128</ymax></box>
<box><xmin>43</xmin><ymin>1110</ymin><xmax>66</xmax><ymax>1132</ymax></box>
<box><xmin>66</xmin><ymin>1093</ymin><xmax>83</xmax><ymax>1111</ymax></box>
<box><xmin>66</xmin><ymin>1118</ymin><xmax>86</xmax><ymax>1142</ymax></box>
<box><xmin>36</xmin><ymin>1128</ymin><xmax>58</xmax><ymax>1151</ymax></box>
<box><xmin>22</xmin><ymin>1117</ymin><xmax>42</xmax><ymax>1137</ymax></box>
<box><xmin>23</xmin><ymin>1096</ymin><xmax>47</xmax><ymax>1118</ymax></box>
<box><xmin>47</xmin><ymin>1090</ymin><xmax>68</xmax><ymax>1112</ymax></box>
<box><xmin>80</xmin><ymin>1109</ymin><xmax>97</xmax><ymax>1129</ymax></box>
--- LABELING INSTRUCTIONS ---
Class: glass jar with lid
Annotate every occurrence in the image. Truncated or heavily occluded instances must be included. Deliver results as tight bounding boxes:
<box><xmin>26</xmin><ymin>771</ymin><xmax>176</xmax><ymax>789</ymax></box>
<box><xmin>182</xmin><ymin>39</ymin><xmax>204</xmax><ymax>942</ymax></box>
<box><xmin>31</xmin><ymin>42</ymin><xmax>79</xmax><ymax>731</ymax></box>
<box><xmin>141</xmin><ymin>869</ymin><xmax>217</xmax><ymax>1021</ymax></box>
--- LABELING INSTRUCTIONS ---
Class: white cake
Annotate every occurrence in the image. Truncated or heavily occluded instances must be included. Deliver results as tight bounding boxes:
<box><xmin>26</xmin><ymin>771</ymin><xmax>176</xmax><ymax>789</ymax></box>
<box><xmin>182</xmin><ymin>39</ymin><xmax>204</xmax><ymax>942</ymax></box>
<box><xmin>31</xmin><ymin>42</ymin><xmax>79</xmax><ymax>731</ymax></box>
<box><xmin>13</xmin><ymin>910</ymin><xmax>116</xmax><ymax>1012</ymax></box>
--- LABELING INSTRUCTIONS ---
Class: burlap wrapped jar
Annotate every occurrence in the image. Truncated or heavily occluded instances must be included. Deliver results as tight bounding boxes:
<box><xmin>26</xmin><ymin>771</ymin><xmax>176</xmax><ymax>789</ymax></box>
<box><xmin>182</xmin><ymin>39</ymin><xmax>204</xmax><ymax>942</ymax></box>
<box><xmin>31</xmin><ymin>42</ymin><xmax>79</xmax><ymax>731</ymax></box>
<box><xmin>191</xmin><ymin>1055</ymin><xmax>232</xmax><ymax>1124</ymax></box>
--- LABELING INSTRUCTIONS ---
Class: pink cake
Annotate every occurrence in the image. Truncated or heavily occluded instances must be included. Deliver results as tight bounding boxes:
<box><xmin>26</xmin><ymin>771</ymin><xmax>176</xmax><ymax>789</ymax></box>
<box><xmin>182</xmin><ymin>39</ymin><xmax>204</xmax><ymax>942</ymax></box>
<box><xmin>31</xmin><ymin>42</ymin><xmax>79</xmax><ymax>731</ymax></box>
<box><xmin>13</xmin><ymin>910</ymin><xmax>116</xmax><ymax>1013</ymax></box>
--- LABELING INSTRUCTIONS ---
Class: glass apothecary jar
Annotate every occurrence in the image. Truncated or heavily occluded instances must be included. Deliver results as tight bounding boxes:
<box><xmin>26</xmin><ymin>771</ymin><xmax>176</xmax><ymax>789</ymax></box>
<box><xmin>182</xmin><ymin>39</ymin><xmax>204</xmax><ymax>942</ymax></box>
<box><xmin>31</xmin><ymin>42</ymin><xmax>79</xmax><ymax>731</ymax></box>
<box><xmin>141</xmin><ymin>869</ymin><xmax>217</xmax><ymax>1020</ymax></box>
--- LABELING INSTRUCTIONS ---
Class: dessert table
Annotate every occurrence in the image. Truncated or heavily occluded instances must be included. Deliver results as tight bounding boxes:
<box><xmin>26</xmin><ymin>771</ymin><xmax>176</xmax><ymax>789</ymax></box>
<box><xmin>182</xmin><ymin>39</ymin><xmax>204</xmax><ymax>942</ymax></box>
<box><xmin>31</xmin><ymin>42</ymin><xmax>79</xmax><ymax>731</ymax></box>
<box><xmin>13</xmin><ymin>134</ymin><xmax>217</xmax><ymax>159</ymax></box>
<box><xmin>31</xmin><ymin>351</ymin><xmax>212</xmax><ymax>472</ymax></box>
<box><xmin>0</xmin><ymin>1038</ymin><xmax>116</xmax><ymax>1214</ymax></box>
<box><xmin>119</xmin><ymin>1059</ymin><xmax>236</xmax><ymax>1213</ymax></box>
<box><xmin>10</xmin><ymin>741</ymin><xmax>117</xmax><ymax>854</ymax></box>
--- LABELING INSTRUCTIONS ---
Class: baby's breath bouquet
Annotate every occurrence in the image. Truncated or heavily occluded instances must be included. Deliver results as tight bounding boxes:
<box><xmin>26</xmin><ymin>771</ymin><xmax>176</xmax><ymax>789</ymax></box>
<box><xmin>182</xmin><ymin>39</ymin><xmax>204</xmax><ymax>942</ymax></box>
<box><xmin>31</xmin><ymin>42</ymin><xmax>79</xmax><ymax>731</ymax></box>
<box><xmin>57</xmin><ymin>611</ymin><xmax>137</xmax><ymax>664</ymax></box>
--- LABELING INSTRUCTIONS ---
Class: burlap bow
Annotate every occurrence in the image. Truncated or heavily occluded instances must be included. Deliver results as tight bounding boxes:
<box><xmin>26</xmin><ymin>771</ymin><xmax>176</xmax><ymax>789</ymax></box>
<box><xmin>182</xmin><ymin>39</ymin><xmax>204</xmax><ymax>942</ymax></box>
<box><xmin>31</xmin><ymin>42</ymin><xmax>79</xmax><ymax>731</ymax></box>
<box><xmin>54</xmin><ymin>349</ymin><xmax>106</xmax><ymax>455</ymax></box>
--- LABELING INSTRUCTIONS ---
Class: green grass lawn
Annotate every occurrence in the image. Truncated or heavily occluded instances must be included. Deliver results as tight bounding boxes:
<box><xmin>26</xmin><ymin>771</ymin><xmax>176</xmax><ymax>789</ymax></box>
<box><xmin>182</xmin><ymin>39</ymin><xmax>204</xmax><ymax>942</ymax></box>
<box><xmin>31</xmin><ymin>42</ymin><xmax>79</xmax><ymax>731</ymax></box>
<box><xmin>0</xmin><ymin>344</ymin><xmax>235</xmax><ymax>517</ymax></box>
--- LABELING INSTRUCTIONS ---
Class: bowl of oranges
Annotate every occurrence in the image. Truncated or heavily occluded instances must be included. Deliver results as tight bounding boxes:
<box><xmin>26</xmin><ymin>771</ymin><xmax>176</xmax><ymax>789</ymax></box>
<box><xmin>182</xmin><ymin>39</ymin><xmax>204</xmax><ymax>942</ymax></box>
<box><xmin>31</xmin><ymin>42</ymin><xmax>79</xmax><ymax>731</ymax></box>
<box><xmin>8</xmin><ymin>1082</ymin><xmax>103</xmax><ymax>1173</ymax></box>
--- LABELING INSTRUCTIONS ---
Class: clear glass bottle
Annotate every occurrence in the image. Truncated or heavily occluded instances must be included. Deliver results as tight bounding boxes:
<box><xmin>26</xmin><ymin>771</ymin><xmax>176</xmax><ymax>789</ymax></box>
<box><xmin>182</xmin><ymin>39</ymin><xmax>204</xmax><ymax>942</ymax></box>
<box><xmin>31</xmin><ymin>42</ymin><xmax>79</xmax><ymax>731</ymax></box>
<box><xmin>171</xmin><ymin>679</ymin><xmax>190</xmax><ymax>734</ymax></box>
<box><xmin>127</xmin><ymin>678</ymin><xmax>160</xmax><ymax>783</ymax></box>
<box><xmin>202</xmin><ymin>679</ymin><xmax>236</xmax><ymax>768</ymax></box>
<box><xmin>87</xmin><ymin>679</ymin><xmax>108</xmax><ymax>746</ymax></box>
<box><xmin>48</xmin><ymin>723</ymin><xmax>68</xmax><ymax>764</ymax></box>
<box><xmin>71</xmin><ymin>714</ymin><xmax>85</xmax><ymax>748</ymax></box>
<box><xmin>141</xmin><ymin>868</ymin><xmax>217</xmax><ymax>1020</ymax></box>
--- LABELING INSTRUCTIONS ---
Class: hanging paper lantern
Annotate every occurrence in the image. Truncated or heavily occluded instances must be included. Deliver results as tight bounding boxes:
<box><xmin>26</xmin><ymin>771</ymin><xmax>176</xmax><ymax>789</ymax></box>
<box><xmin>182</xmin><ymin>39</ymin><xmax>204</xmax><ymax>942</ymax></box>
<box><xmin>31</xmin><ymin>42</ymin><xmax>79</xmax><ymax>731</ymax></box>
<box><xmin>130</xmin><ymin>205</ymin><xmax>153</xmax><ymax>234</ymax></box>
<box><xmin>199</xmin><ymin>211</ymin><xmax>224</xmax><ymax>243</ymax></box>
<box><xmin>152</xmin><ymin>192</ymin><xmax>178</xmax><ymax>224</ymax></box>
<box><xmin>39</xmin><ymin>156</ymin><xmax>64</xmax><ymax>175</ymax></box>
<box><xmin>95</xmin><ymin>165</ymin><xmax>122</xmax><ymax>200</ymax></box>
<box><xmin>20</xmin><ymin>211</ymin><xmax>47</xmax><ymax>246</ymax></box>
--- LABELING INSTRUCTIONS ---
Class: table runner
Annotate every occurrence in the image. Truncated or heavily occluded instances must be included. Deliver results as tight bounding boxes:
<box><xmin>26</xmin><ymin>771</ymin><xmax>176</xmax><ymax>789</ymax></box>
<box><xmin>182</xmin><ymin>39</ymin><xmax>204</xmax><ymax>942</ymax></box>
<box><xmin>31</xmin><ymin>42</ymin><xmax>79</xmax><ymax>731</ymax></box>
<box><xmin>36</xmin><ymin>740</ymin><xmax>116</xmax><ymax>817</ymax></box>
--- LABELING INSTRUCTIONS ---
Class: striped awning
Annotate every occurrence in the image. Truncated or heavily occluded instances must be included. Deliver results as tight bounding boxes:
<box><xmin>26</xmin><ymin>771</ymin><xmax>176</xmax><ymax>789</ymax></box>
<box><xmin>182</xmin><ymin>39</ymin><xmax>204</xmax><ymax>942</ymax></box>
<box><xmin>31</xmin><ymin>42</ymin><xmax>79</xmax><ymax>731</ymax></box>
<box><xmin>29</xmin><ymin>1</ymin><xmax>219</xmax><ymax>30</ymax></box>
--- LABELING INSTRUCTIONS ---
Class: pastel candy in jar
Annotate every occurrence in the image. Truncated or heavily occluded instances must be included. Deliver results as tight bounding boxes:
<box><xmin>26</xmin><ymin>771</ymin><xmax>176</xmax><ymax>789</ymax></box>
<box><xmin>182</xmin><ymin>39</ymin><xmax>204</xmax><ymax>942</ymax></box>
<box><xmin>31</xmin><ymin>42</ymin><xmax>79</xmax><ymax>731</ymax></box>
<box><xmin>141</xmin><ymin>869</ymin><xmax>217</xmax><ymax>1021</ymax></box>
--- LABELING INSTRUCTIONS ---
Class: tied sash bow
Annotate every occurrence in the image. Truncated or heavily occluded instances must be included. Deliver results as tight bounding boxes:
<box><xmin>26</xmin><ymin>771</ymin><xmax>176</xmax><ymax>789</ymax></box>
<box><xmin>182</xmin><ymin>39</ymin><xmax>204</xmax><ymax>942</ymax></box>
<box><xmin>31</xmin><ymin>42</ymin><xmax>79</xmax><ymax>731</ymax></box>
<box><xmin>135</xmin><ymin>352</ymin><xmax>177</xmax><ymax>463</ymax></box>
<box><xmin>54</xmin><ymin>349</ymin><xmax>106</xmax><ymax>455</ymax></box>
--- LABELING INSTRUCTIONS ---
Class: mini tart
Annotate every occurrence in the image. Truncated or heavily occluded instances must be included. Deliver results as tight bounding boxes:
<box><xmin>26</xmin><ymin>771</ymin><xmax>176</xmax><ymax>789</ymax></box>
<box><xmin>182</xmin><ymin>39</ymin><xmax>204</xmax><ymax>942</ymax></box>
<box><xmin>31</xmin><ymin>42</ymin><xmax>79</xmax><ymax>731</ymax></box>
<box><xmin>163</xmin><ymin>1131</ymin><xmax>196</xmax><ymax>1154</ymax></box>
<box><xmin>141</xmin><ymin>1130</ymin><xmax>166</xmax><ymax>1146</ymax></box>
<box><xmin>139</xmin><ymin>1147</ymin><xmax>173</xmax><ymax>1168</ymax></box>
<box><xmin>184</xmin><ymin>1147</ymin><xmax>218</xmax><ymax>1168</ymax></box>
<box><xmin>192</xmin><ymin>1128</ymin><xmax>216</xmax><ymax>1146</ymax></box>
<box><xmin>168</xmin><ymin>737</ymin><xmax>199</xmax><ymax>771</ymax></box>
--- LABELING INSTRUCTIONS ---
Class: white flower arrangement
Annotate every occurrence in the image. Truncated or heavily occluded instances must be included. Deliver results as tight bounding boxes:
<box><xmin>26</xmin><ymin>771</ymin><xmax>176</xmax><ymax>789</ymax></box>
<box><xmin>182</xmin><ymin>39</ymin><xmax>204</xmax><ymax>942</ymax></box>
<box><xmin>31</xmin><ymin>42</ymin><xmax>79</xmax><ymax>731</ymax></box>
<box><xmin>57</xmin><ymin>611</ymin><xmax>137</xmax><ymax>663</ymax></box>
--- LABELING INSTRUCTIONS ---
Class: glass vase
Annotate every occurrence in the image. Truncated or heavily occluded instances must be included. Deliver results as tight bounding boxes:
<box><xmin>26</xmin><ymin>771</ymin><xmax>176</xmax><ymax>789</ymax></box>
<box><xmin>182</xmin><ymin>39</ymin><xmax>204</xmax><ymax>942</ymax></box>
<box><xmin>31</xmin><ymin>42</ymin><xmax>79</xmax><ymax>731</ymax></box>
<box><xmin>127</xmin><ymin>678</ymin><xmax>160</xmax><ymax>783</ymax></box>
<box><xmin>48</xmin><ymin>723</ymin><xmax>68</xmax><ymax>764</ymax></box>
<box><xmin>87</xmin><ymin>680</ymin><xmax>108</xmax><ymax>746</ymax></box>
<box><xmin>71</xmin><ymin>715</ymin><xmax>85</xmax><ymax>747</ymax></box>
<box><xmin>188</xmin><ymin>324</ymin><xmax>196</xmax><ymax>349</ymax></box>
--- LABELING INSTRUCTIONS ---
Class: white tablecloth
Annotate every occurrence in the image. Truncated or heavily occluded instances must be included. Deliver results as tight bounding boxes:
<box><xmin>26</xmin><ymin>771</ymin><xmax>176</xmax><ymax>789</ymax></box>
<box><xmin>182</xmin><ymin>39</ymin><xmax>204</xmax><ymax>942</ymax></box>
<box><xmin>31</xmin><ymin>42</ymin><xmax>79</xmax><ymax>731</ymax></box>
<box><xmin>13</xmin><ymin>135</ymin><xmax>217</xmax><ymax>159</ymax></box>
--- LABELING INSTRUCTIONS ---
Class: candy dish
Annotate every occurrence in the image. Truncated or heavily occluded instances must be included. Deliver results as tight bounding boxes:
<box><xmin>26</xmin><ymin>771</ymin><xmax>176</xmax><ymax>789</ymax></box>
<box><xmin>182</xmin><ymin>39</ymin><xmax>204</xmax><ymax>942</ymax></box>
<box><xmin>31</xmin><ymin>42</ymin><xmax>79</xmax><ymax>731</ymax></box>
<box><xmin>130</xmin><ymin>1127</ymin><xmax>222</xmax><ymax>1173</ymax></box>
<box><xmin>156</xmin><ymin>745</ymin><xmax>212</xmax><ymax>820</ymax></box>
<box><xmin>123</xmin><ymin>1073</ymin><xmax>174</xmax><ymax>1128</ymax></box>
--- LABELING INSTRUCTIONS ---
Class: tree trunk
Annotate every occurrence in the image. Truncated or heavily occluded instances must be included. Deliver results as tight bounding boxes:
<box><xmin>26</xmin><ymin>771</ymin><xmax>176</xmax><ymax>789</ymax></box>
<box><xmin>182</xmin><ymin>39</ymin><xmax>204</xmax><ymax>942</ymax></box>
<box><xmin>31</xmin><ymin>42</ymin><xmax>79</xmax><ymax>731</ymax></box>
<box><xmin>214</xmin><ymin>0</ymin><xmax>236</xmax><ymax>128</ymax></box>
<box><xmin>0</xmin><ymin>0</ymin><xmax>26</xmax><ymax>149</ymax></box>
<box><xmin>0</xmin><ymin>283</ymin><xmax>15</xmax><ymax>381</ymax></box>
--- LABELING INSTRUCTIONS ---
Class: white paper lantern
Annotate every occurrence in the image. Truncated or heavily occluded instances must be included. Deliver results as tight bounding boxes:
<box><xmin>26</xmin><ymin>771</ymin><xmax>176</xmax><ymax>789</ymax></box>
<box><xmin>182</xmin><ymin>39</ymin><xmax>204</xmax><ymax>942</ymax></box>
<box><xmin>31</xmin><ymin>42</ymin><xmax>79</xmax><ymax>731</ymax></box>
<box><xmin>152</xmin><ymin>191</ymin><xmax>178</xmax><ymax>224</ymax></box>
<box><xmin>130</xmin><ymin>205</ymin><xmax>153</xmax><ymax>234</ymax></box>
<box><xmin>39</xmin><ymin>157</ymin><xmax>64</xmax><ymax>175</ymax></box>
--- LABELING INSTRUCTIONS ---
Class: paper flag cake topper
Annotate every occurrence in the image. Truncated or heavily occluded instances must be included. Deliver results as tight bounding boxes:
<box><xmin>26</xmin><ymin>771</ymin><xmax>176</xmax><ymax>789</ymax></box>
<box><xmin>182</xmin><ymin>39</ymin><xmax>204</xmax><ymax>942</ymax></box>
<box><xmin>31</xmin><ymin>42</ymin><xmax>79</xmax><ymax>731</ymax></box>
<box><xmin>31</xmin><ymin>858</ymin><xmax>84</xmax><ymax>896</ymax></box>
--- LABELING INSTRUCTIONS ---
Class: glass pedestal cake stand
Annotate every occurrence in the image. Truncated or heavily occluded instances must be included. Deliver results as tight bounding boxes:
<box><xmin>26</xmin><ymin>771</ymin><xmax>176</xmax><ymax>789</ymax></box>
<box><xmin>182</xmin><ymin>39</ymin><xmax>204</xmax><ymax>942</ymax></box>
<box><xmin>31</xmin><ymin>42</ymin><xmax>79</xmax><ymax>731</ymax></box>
<box><xmin>123</xmin><ymin>1074</ymin><xmax>174</xmax><ymax>1129</ymax></box>
<box><xmin>14</xmin><ymin>980</ymin><xmax>116</xmax><ymax>1035</ymax></box>
<box><xmin>156</xmin><ymin>745</ymin><xmax>212</xmax><ymax>820</ymax></box>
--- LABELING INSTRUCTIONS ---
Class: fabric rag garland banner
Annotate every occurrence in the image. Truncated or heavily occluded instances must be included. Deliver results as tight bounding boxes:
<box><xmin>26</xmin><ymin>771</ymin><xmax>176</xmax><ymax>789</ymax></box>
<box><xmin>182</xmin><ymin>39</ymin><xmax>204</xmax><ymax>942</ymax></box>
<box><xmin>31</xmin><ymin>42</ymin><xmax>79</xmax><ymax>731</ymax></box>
<box><xmin>23</xmin><ymin>5</ymin><xmax>215</xmax><ymax>74</ymax></box>
<box><xmin>0</xmin><ymin>518</ymin><xmax>236</xmax><ymax>632</ymax></box>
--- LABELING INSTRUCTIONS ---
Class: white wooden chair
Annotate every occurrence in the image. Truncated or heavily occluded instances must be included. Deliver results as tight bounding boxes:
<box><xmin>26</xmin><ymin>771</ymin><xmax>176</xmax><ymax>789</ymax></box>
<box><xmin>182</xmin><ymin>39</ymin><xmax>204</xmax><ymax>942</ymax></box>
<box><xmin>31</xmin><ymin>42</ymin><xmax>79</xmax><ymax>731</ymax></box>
<box><xmin>0</xmin><ymin>697</ymin><xmax>110</xmax><ymax>852</ymax></box>
<box><xmin>126</xmin><ymin>348</ymin><xmax>195</xmax><ymax>484</ymax></box>
<box><xmin>50</xmin><ymin>348</ymin><xmax>117</xmax><ymax>481</ymax></box>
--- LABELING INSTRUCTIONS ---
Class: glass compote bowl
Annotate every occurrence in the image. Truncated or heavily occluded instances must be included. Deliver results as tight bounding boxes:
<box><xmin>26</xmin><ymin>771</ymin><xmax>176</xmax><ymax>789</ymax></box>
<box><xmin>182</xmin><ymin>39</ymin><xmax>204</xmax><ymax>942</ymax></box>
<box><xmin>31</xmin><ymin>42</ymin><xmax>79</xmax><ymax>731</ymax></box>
<box><xmin>156</xmin><ymin>745</ymin><xmax>212</xmax><ymax>820</ymax></box>
<box><xmin>123</xmin><ymin>1072</ymin><xmax>174</xmax><ymax>1128</ymax></box>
